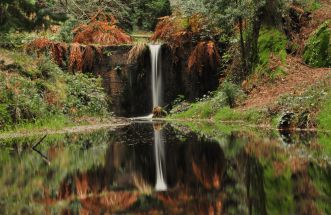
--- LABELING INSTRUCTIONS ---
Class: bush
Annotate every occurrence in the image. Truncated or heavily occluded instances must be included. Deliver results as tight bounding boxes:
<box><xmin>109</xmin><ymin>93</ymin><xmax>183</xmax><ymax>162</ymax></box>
<box><xmin>303</xmin><ymin>21</ymin><xmax>331</xmax><ymax>68</ymax></box>
<box><xmin>131</xmin><ymin>0</ymin><xmax>171</xmax><ymax>31</ymax></box>
<box><xmin>220</xmin><ymin>81</ymin><xmax>246</xmax><ymax>108</ymax></box>
<box><xmin>258</xmin><ymin>28</ymin><xmax>288</xmax><ymax>66</ymax></box>
<box><xmin>0</xmin><ymin>72</ymin><xmax>48</xmax><ymax>126</ymax></box>
<box><xmin>64</xmin><ymin>74</ymin><xmax>109</xmax><ymax>116</ymax></box>
<box><xmin>0</xmin><ymin>53</ymin><xmax>110</xmax><ymax>129</ymax></box>
<box><xmin>56</xmin><ymin>17</ymin><xmax>78</xmax><ymax>43</ymax></box>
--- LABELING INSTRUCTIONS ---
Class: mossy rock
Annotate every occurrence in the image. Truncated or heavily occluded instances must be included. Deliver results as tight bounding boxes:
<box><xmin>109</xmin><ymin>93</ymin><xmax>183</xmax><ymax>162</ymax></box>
<box><xmin>303</xmin><ymin>21</ymin><xmax>331</xmax><ymax>68</ymax></box>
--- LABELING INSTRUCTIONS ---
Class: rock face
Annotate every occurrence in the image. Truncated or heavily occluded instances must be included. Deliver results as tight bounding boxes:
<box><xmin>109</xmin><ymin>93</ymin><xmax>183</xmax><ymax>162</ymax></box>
<box><xmin>92</xmin><ymin>44</ymin><xmax>219</xmax><ymax>117</ymax></box>
<box><xmin>91</xmin><ymin>45</ymin><xmax>151</xmax><ymax>117</ymax></box>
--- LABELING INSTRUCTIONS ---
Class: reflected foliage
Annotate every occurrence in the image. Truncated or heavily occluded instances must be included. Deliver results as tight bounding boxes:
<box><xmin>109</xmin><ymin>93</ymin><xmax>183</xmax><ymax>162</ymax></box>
<box><xmin>0</xmin><ymin>122</ymin><xmax>330</xmax><ymax>214</ymax></box>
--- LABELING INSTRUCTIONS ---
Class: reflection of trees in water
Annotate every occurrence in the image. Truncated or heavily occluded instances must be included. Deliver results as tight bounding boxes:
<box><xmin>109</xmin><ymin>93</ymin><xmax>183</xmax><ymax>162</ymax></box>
<box><xmin>54</xmin><ymin>123</ymin><xmax>228</xmax><ymax>214</ymax></box>
<box><xmin>41</xmin><ymin>124</ymin><xmax>331</xmax><ymax>214</ymax></box>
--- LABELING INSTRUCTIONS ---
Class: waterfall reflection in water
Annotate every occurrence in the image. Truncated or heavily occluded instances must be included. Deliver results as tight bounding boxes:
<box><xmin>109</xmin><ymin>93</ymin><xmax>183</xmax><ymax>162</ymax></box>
<box><xmin>154</xmin><ymin>128</ymin><xmax>167</xmax><ymax>191</ymax></box>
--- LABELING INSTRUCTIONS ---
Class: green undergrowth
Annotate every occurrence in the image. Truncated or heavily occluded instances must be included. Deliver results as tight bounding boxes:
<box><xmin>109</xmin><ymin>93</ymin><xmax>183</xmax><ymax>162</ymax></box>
<box><xmin>273</xmin><ymin>77</ymin><xmax>331</xmax><ymax>129</ymax></box>
<box><xmin>1</xmin><ymin>115</ymin><xmax>73</xmax><ymax>134</ymax></box>
<box><xmin>317</xmin><ymin>88</ymin><xmax>331</xmax><ymax>130</ymax></box>
<box><xmin>298</xmin><ymin>0</ymin><xmax>322</xmax><ymax>12</ymax></box>
<box><xmin>170</xmin><ymin>76</ymin><xmax>331</xmax><ymax>130</ymax></box>
<box><xmin>303</xmin><ymin>20</ymin><xmax>331</xmax><ymax>68</ymax></box>
<box><xmin>170</xmin><ymin>82</ymin><xmax>266</xmax><ymax>125</ymax></box>
<box><xmin>0</xmin><ymin>48</ymin><xmax>110</xmax><ymax>131</ymax></box>
<box><xmin>254</xmin><ymin>27</ymin><xmax>288</xmax><ymax>81</ymax></box>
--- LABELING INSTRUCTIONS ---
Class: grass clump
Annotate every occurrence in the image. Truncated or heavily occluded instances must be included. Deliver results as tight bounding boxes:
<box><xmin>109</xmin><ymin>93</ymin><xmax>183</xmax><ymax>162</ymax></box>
<box><xmin>303</xmin><ymin>21</ymin><xmax>331</xmax><ymax>68</ymax></box>
<box><xmin>317</xmin><ymin>89</ymin><xmax>331</xmax><ymax>130</ymax></box>
<box><xmin>170</xmin><ymin>81</ymin><xmax>264</xmax><ymax>123</ymax></box>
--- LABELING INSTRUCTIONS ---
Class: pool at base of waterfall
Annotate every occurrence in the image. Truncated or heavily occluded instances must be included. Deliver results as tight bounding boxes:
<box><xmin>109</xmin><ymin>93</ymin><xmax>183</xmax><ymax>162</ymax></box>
<box><xmin>0</xmin><ymin>121</ymin><xmax>331</xmax><ymax>214</ymax></box>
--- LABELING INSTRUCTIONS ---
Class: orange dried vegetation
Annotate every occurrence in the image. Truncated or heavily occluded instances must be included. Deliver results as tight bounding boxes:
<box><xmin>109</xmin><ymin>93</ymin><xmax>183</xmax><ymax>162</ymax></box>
<box><xmin>188</xmin><ymin>41</ymin><xmax>221</xmax><ymax>74</ymax></box>
<box><xmin>73</xmin><ymin>15</ymin><xmax>132</xmax><ymax>45</ymax></box>
<box><xmin>151</xmin><ymin>16</ymin><xmax>192</xmax><ymax>48</ymax></box>
<box><xmin>27</xmin><ymin>38</ymin><xmax>67</xmax><ymax>66</ymax></box>
<box><xmin>151</xmin><ymin>14</ymin><xmax>209</xmax><ymax>44</ymax></box>
<box><xmin>69</xmin><ymin>43</ymin><xmax>84</xmax><ymax>72</ymax></box>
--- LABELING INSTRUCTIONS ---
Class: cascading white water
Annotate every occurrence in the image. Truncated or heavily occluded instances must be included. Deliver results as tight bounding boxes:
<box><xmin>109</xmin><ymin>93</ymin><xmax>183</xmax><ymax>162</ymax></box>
<box><xmin>154</xmin><ymin>128</ymin><xmax>167</xmax><ymax>191</ymax></box>
<box><xmin>149</xmin><ymin>45</ymin><xmax>162</xmax><ymax>108</ymax></box>
<box><xmin>149</xmin><ymin>44</ymin><xmax>167</xmax><ymax>191</ymax></box>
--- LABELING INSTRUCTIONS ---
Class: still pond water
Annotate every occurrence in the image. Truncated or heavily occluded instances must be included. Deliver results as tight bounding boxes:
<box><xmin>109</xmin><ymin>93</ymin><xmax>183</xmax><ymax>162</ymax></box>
<box><xmin>0</xmin><ymin>121</ymin><xmax>330</xmax><ymax>214</ymax></box>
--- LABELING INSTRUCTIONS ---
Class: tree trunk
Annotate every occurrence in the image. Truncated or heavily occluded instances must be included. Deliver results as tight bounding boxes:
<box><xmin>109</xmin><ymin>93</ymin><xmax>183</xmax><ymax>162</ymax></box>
<box><xmin>0</xmin><ymin>4</ymin><xmax>6</xmax><ymax>25</ymax></box>
<box><xmin>238</xmin><ymin>17</ymin><xmax>248</xmax><ymax>78</ymax></box>
<box><xmin>247</xmin><ymin>17</ymin><xmax>262</xmax><ymax>72</ymax></box>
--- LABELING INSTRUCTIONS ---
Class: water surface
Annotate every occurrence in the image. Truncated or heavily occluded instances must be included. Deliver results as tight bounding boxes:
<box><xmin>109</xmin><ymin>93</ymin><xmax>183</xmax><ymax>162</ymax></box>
<box><xmin>0</xmin><ymin>122</ymin><xmax>330</xmax><ymax>214</ymax></box>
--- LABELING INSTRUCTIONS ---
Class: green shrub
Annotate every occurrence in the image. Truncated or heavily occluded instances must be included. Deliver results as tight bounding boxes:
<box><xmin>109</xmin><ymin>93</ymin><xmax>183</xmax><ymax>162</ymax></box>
<box><xmin>131</xmin><ymin>0</ymin><xmax>171</xmax><ymax>31</ymax></box>
<box><xmin>0</xmin><ymin>72</ymin><xmax>48</xmax><ymax>125</ymax></box>
<box><xmin>64</xmin><ymin>74</ymin><xmax>109</xmax><ymax>116</ymax></box>
<box><xmin>303</xmin><ymin>21</ymin><xmax>331</xmax><ymax>68</ymax></box>
<box><xmin>56</xmin><ymin>17</ymin><xmax>78</xmax><ymax>43</ymax></box>
<box><xmin>251</xmin><ymin>28</ymin><xmax>289</xmax><ymax>81</ymax></box>
<box><xmin>37</xmin><ymin>57</ymin><xmax>63</xmax><ymax>80</ymax></box>
<box><xmin>0</xmin><ymin>32</ymin><xmax>39</xmax><ymax>49</ymax></box>
<box><xmin>258</xmin><ymin>28</ymin><xmax>288</xmax><ymax>65</ymax></box>
<box><xmin>0</xmin><ymin>52</ymin><xmax>110</xmax><ymax>130</ymax></box>
<box><xmin>318</xmin><ymin>90</ymin><xmax>331</xmax><ymax>130</ymax></box>
<box><xmin>220</xmin><ymin>81</ymin><xmax>246</xmax><ymax>108</ymax></box>
<box><xmin>296</xmin><ymin>0</ymin><xmax>321</xmax><ymax>12</ymax></box>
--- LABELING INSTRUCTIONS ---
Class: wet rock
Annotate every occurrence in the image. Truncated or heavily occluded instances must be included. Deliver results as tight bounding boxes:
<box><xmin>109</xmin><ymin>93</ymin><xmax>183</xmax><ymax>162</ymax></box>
<box><xmin>279</xmin><ymin>111</ymin><xmax>295</xmax><ymax>130</ymax></box>
<box><xmin>153</xmin><ymin>106</ymin><xmax>167</xmax><ymax>118</ymax></box>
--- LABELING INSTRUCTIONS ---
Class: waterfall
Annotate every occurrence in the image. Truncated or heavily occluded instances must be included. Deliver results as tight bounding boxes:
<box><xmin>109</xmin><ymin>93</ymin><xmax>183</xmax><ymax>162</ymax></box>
<box><xmin>149</xmin><ymin>45</ymin><xmax>162</xmax><ymax>108</ymax></box>
<box><xmin>149</xmin><ymin>45</ymin><xmax>167</xmax><ymax>191</ymax></box>
<box><xmin>153</xmin><ymin>128</ymin><xmax>167</xmax><ymax>191</ymax></box>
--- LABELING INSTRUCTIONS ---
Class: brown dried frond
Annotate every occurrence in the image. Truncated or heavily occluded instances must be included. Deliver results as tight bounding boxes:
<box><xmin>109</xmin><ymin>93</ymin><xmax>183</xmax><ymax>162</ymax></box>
<box><xmin>151</xmin><ymin>16</ymin><xmax>189</xmax><ymax>42</ymax></box>
<box><xmin>189</xmin><ymin>14</ymin><xmax>205</xmax><ymax>34</ymax></box>
<box><xmin>188</xmin><ymin>41</ymin><xmax>220</xmax><ymax>74</ymax></box>
<box><xmin>26</xmin><ymin>38</ymin><xmax>53</xmax><ymax>53</ymax></box>
<box><xmin>73</xmin><ymin>21</ymin><xmax>132</xmax><ymax>45</ymax></box>
<box><xmin>69</xmin><ymin>43</ymin><xmax>84</xmax><ymax>72</ymax></box>
<box><xmin>127</xmin><ymin>42</ymin><xmax>148</xmax><ymax>64</ymax></box>
<box><xmin>27</xmin><ymin>39</ymin><xmax>67</xmax><ymax>67</ymax></box>
<box><xmin>188</xmin><ymin>42</ymin><xmax>205</xmax><ymax>72</ymax></box>
<box><xmin>51</xmin><ymin>42</ymin><xmax>67</xmax><ymax>67</ymax></box>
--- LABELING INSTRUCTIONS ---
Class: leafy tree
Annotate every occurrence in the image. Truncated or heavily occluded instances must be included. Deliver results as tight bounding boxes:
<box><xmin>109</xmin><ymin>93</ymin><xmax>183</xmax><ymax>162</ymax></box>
<box><xmin>52</xmin><ymin>0</ymin><xmax>130</xmax><ymax>25</ymax></box>
<box><xmin>174</xmin><ymin>0</ymin><xmax>288</xmax><ymax>79</ymax></box>
<box><xmin>0</xmin><ymin>0</ymin><xmax>66</xmax><ymax>32</ymax></box>
<box><xmin>130</xmin><ymin>0</ymin><xmax>171</xmax><ymax>31</ymax></box>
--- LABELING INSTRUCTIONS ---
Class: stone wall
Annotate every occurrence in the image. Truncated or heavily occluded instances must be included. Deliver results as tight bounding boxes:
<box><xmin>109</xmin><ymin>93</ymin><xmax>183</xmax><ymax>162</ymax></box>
<box><xmin>87</xmin><ymin>44</ymin><xmax>219</xmax><ymax>117</ymax></box>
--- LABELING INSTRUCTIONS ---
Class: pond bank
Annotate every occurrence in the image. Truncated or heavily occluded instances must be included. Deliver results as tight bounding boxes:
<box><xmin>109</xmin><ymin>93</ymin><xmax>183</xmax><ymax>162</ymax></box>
<box><xmin>0</xmin><ymin>117</ymin><xmax>129</xmax><ymax>140</ymax></box>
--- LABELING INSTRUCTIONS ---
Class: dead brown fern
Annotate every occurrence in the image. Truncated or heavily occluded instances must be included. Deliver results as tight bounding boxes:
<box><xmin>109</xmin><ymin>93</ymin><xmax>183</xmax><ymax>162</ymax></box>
<box><xmin>69</xmin><ymin>43</ymin><xmax>84</xmax><ymax>72</ymax></box>
<box><xmin>27</xmin><ymin>39</ymin><xmax>67</xmax><ymax>67</ymax></box>
<box><xmin>73</xmin><ymin>20</ymin><xmax>132</xmax><ymax>45</ymax></box>
<box><xmin>26</xmin><ymin>38</ymin><xmax>53</xmax><ymax>53</ymax></box>
<box><xmin>51</xmin><ymin>42</ymin><xmax>67</xmax><ymax>67</ymax></box>
<box><xmin>188</xmin><ymin>41</ymin><xmax>221</xmax><ymax>74</ymax></box>
<box><xmin>127</xmin><ymin>42</ymin><xmax>148</xmax><ymax>64</ymax></box>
